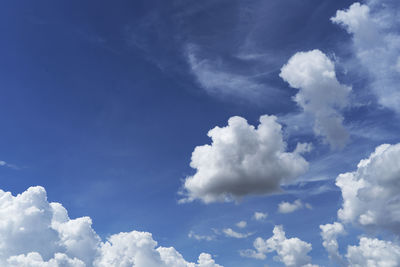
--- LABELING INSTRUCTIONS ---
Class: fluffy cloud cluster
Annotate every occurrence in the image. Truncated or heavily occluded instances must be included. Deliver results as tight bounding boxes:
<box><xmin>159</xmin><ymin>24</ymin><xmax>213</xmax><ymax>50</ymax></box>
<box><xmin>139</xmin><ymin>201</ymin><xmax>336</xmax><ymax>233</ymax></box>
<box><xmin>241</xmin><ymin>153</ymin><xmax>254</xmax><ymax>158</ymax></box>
<box><xmin>336</xmin><ymin>143</ymin><xmax>400</xmax><ymax>233</ymax></box>
<box><xmin>346</xmin><ymin>237</ymin><xmax>400</xmax><ymax>267</ymax></box>
<box><xmin>180</xmin><ymin>115</ymin><xmax>309</xmax><ymax>203</ymax></box>
<box><xmin>0</xmin><ymin>186</ymin><xmax>222</xmax><ymax>267</ymax></box>
<box><xmin>280</xmin><ymin>50</ymin><xmax>351</xmax><ymax>149</ymax></box>
<box><xmin>332</xmin><ymin>2</ymin><xmax>400</xmax><ymax>113</ymax></box>
<box><xmin>318</xmin><ymin>142</ymin><xmax>400</xmax><ymax>265</ymax></box>
<box><xmin>241</xmin><ymin>225</ymin><xmax>318</xmax><ymax>267</ymax></box>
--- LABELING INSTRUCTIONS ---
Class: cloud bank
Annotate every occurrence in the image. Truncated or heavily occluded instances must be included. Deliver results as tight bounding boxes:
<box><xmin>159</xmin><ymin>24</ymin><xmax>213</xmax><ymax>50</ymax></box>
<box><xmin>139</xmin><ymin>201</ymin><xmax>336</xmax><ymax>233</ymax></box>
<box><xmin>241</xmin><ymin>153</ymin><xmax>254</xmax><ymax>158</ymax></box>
<box><xmin>0</xmin><ymin>186</ymin><xmax>222</xmax><ymax>267</ymax></box>
<box><xmin>280</xmin><ymin>50</ymin><xmax>351</xmax><ymax>149</ymax></box>
<box><xmin>180</xmin><ymin>115</ymin><xmax>309</xmax><ymax>203</ymax></box>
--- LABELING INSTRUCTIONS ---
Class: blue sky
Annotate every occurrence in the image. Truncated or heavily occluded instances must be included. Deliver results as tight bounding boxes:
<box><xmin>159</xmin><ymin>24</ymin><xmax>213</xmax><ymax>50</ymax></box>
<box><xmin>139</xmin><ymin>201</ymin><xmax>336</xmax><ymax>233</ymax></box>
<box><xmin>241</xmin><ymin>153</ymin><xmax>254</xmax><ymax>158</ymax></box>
<box><xmin>1</xmin><ymin>0</ymin><xmax>400</xmax><ymax>266</ymax></box>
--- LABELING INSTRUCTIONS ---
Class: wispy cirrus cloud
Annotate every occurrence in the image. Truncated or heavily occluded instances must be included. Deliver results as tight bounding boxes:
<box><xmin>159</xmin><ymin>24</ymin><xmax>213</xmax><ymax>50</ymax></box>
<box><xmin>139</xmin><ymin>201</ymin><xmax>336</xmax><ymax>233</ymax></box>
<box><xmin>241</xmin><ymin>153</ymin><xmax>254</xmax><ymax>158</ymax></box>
<box><xmin>186</xmin><ymin>44</ymin><xmax>283</xmax><ymax>103</ymax></box>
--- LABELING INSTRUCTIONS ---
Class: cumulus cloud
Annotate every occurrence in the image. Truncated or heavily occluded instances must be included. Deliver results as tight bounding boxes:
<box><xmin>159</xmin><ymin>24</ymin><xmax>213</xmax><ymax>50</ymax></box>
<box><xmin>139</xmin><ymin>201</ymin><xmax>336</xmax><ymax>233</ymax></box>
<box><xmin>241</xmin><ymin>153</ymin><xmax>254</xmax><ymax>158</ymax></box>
<box><xmin>280</xmin><ymin>49</ymin><xmax>351</xmax><ymax>149</ymax></box>
<box><xmin>240</xmin><ymin>225</ymin><xmax>318</xmax><ymax>267</ymax></box>
<box><xmin>253</xmin><ymin>212</ymin><xmax>268</xmax><ymax>221</ymax></box>
<box><xmin>332</xmin><ymin>2</ymin><xmax>400</xmax><ymax>113</ymax></box>
<box><xmin>278</xmin><ymin>199</ymin><xmax>311</xmax><ymax>214</ymax></box>
<box><xmin>180</xmin><ymin>115</ymin><xmax>309</xmax><ymax>203</ymax></box>
<box><xmin>319</xmin><ymin>222</ymin><xmax>346</xmax><ymax>265</ymax></box>
<box><xmin>320</xmin><ymin>222</ymin><xmax>400</xmax><ymax>267</ymax></box>
<box><xmin>222</xmin><ymin>228</ymin><xmax>252</xmax><ymax>239</ymax></box>
<box><xmin>336</xmin><ymin>143</ymin><xmax>400</xmax><ymax>233</ymax></box>
<box><xmin>0</xmin><ymin>186</ymin><xmax>222</xmax><ymax>267</ymax></box>
<box><xmin>346</xmin><ymin>237</ymin><xmax>400</xmax><ymax>267</ymax></box>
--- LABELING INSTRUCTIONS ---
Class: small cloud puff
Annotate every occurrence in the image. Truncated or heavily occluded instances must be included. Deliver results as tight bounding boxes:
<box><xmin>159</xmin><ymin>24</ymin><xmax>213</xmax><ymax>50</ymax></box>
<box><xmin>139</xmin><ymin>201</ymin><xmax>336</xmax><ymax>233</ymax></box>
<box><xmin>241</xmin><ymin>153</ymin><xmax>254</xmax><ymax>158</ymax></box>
<box><xmin>253</xmin><ymin>212</ymin><xmax>268</xmax><ymax>221</ymax></box>
<box><xmin>236</xmin><ymin>221</ymin><xmax>247</xmax><ymax>228</ymax></box>
<box><xmin>278</xmin><ymin>199</ymin><xmax>311</xmax><ymax>214</ymax></box>
<box><xmin>188</xmin><ymin>231</ymin><xmax>215</xmax><ymax>242</ymax></box>
<box><xmin>222</xmin><ymin>228</ymin><xmax>252</xmax><ymax>239</ymax></box>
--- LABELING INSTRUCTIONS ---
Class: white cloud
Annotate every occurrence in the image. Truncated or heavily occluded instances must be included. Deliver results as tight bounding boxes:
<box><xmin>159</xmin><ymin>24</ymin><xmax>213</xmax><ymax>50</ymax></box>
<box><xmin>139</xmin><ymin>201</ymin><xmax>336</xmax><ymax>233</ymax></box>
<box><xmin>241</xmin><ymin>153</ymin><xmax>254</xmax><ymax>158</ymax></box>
<box><xmin>319</xmin><ymin>222</ymin><xmax>346</xmax><ymax>265</ymax></box>
<box><xmin>180</xmin><ymin>115</ymin><xmax>309</xmax><ymax>203</ymax></box>
<box><xmin>222</xmin><ymin>228</ymin><xmax>252</xmax><ymax>239</ymax></box>
<box><xmin>253</xmin><ymin>212</ymin><xmax>268</xmax><ymax>221</ymax></box>
<box><xmin>236</xmin><ymin>221</ymin><xmax>247</xmax><ymax>228</ymax></box>
<box><xmin>188</xmin><ymin>231</ymin><xmax>215</xmax><ymax>241</ymax></box>
<box><xmin>336</xmin><ymin>143</ymin><xmax>400</xmax><ymax>233</ymax></box>
<box><xmin>346</xmin><ymin>237</ymin><xmax>400</xmax><ymax>267</ymax></box>
<box><xmin>240</xmin><ymin>225</ymin><xmax>318</xmax><ymax>267</ymax></box>
<box><xmin>0</xmin><ymin>186</ymin><xmax>222</xmax><ymax>267</ymax></box>
<box><xmin>186</xmin><ymin>45</ymin><xmax>272</xmax><ymax>101</ymax></box>
<box><xmin>278</xmin><ymin>199</ymin><xmax>309</xmax><ymax>214</ymax></box>
<box><xmin>319</xmin><ymin>221</ymin><xmax>400</xmax><ymax>267</ymax></box>
<box><xmin>280</xmin><ymin>49</ymin><xmax>351</xmax><ymax>149</ymax></box>
<box><xmin>332</xmin><ymin>2</ymin><xmax>400</xmax><ymax>113</ymax></box>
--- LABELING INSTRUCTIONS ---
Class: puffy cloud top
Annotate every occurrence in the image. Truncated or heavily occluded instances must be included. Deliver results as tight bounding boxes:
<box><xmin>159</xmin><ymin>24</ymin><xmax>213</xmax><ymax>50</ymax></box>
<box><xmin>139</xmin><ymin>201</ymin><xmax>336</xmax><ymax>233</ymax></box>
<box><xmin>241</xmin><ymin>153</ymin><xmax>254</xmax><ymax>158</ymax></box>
<box><xmin>280</xmin><ymin>50</ymin><xmax>351</xmax><ymax>149</ymax></box>
<box><xmin>336</xmin><ymin>143</ymin><xmax>400</xmax><ymax>234</ymax></box>
<box><xmin>180</xmin><ymin>115</ymin><xmax>309</xmax><ymax>203</ymax></box>
<box><xmin>346</xmin><ymin>237</ymin><xmax>400</xmax><ymax>267</ymax></box>
<box><xmin>241</xmin><ymin>225</ymin><xmax>318</xmax><ymax>267</ymax></box>
<box><xmin>0</xmin><ymin>186</ymin><xmax>222</xmax><ymax>267</ymax></box>
<box><xmin>320</xmin><ymin>222</ymin><xmax>346</xmax><ymax>264</ymax></box>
